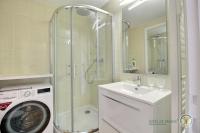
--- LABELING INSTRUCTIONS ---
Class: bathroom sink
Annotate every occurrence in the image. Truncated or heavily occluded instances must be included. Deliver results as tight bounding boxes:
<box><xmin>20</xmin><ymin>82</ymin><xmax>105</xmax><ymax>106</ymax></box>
<box><xmin>120</xmin><ymin>83</ymin><xmax>153</xmax><ymax>95</ymax></box>
<box><xmin>99</xmin><ymin>82</ymin><xmax>171</xmax><ymax>104</ymax></box>
<box><xmin>98</xmin><ymin>82</ymin><xmax>171</xmax><ymax>133</ymax></box>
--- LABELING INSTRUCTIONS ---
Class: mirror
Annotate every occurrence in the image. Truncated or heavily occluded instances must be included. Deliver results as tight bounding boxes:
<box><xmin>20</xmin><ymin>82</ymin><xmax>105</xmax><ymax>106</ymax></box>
<box><xmin>122</xmin><ymin>0</ymin><xmax>168</xmax><ymax>74</ymax></box>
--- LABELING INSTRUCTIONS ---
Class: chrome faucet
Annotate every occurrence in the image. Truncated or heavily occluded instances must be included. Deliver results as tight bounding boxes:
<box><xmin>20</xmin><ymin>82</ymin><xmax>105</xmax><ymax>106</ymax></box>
<box><xmin>133</xmin><ymin>76</ymin><xmax>142</xmax><ymax>86</ymax></box>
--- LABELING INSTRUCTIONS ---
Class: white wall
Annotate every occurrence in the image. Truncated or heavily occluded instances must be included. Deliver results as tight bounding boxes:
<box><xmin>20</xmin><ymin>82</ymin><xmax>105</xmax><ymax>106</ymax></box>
<box><xmin>167</xmin><ymin>0</ymin><xmax>179</xmax><ymax>132</ymax></box>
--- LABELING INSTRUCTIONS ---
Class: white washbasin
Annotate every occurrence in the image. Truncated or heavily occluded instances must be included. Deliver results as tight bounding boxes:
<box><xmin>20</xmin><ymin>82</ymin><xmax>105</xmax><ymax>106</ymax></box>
<box><xmin>98</xmin><ymin>81</ymin><xmax>171</xmax><ymax>133</ymax></box>
<box><xmin>120</xmin><ymin>83</ymin><xmax>154</xmax><ymax>95</ymax></box>
<box><xmin>99</xmin><ymin>82</ymin><xmax>171</xmax><ymax>104</ymax></box>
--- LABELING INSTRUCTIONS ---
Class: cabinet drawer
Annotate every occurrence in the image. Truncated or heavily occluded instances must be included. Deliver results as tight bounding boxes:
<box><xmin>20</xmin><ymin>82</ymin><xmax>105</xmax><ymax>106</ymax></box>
<box><xmin>100</xmin><ymin>92</ymin><xmax>153</xmax><ymax>133</ymax></box>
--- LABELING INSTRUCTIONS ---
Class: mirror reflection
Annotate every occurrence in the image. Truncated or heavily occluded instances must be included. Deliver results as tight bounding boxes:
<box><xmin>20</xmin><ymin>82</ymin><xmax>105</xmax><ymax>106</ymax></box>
<box><xmin>122</xmin><ymin>0</ymin><xmax>168</xmax><ymax>74</ymax></box>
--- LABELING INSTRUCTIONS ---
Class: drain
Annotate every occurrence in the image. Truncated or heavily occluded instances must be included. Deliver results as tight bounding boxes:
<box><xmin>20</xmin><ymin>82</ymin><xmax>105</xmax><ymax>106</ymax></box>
<box><xmin>85</xmin><ymin>110</ymin><xmax>90</xmax><ymax>114</ymax></box>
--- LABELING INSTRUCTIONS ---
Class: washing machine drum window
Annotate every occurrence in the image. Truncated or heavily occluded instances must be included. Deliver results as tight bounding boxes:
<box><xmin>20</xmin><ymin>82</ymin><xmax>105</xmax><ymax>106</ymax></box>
<box><xmin>0</xmin><ymin>101</ymin><xmax>51</xmax><ymax>133</ymax></box>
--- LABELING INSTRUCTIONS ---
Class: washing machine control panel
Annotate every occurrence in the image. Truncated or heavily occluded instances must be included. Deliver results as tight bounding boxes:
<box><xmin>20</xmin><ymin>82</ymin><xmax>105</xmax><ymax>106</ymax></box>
<box><xmin>24</xmin><ymin>90</ymin><xmax>31</xmax><ymax>97</ymax></box>
<box><xmin>0</xmin><ymin>91</ymin><xmax>17</xmax><ymax>111</ymax></box>
<box><xmin>20</xmin><ymin>90</ymin><xmax>36</xmax><ymax>98</ymax></box>
<box><xmin>0</xmin><ymin>91</ymin><xmax>17</xmax><ymax>100</ymax></box>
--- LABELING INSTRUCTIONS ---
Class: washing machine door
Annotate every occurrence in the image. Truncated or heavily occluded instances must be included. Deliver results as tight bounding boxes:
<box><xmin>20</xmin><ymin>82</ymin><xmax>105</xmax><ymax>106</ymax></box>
<box><xmin>0</xmin><ymin>101</ymin><xmax>51</xmax><ymax>133</ymax></box>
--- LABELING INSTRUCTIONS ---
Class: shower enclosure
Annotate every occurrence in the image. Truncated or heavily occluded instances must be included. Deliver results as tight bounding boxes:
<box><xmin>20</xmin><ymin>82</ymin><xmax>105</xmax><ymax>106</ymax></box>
<box><xmin>146</xmin><ymin>24</ymin><xmax>168</xmax><ymax>74</ymax></box>
<box><xmin>50</xmin><ymin>5</ymin><xmax>113</xmax><ymax>133</ymax></box>
<box><xmin>147</xmin><ymin>35</ymin><xmax>168</xmax><ymax>74</ymax></box>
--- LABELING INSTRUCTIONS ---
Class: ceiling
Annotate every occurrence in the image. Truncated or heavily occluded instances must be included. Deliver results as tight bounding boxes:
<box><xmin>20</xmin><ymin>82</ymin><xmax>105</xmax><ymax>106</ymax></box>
<box><xmin>38</xmin><ymin>0</ymin><xmax>110</xmax><ymax>7</ymax></box>
<box><xmin>122</xmin><ymin>0</ymin><xmax>166</xmax><ymax>27</ymax></box>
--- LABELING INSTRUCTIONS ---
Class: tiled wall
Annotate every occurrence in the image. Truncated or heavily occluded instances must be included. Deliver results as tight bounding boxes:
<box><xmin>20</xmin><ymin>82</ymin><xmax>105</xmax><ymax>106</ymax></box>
<box><xmin>0</xmin><ymin>0</ymin><xmax>56</xmax><ymax>76</ymax></box>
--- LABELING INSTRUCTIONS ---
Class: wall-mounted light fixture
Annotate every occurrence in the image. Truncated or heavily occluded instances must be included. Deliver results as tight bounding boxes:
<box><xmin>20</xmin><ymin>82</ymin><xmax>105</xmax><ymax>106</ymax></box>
<box><xmin>120</xmin><ymin>0</ymin><xmax>137</xmax><ymax>6</ymax></box>
<box><xmin>120</xmin><ymin>0</ymin><xmax>149</xmax><ymax>10</ymax></box>
<box><xmin>128</xmin><ymin>0</ymin><xmax>149</xmax><ymax>10</ymax></box>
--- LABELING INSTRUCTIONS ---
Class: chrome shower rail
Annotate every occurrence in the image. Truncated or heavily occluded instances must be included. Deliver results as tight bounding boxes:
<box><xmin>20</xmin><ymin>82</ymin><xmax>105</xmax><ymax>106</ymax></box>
<box><xmin>50</xmin><ymin>4</ymin><xmax>112</xmax><ymax>21</ymax></box>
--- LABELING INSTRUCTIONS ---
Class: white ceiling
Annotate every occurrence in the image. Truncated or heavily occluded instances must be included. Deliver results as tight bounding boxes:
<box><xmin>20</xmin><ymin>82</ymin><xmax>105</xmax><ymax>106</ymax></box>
<box><xmin>38</xmin><ymin>0</ymin><xmax>110</xmax><ymax>7</ymax></box>
<box><xmin>122</xmin><ymin>0</ymin><xmax>166</xmax><ymax>27</ymax></box>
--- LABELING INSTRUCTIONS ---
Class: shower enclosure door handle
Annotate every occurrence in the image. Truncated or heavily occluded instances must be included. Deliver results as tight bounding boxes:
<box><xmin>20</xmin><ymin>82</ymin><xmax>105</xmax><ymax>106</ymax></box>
<box><xmin>73</xmin><ymin>64</ymin><xmax>76</xmax><ymax>79</ymax></box>
<box><xmin>67</xmin><ymin>65</ymin><xmax>71</xmax><ymax>76</ymax></box>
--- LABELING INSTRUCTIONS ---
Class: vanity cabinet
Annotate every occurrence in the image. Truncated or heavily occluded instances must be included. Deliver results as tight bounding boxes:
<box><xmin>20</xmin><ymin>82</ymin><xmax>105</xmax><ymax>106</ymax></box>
<box><xmin>99</xmin><ymin>86</ymin><xmax>171</xmax><ymax>133</ymax></box>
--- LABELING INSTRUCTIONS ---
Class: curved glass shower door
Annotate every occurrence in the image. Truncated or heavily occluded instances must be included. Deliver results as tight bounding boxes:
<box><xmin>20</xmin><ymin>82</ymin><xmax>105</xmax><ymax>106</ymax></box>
<box><xmin>72</xmin><ymin>7</ymin><xmax>112</xmax><ymax>132</ymax></box>
<box><xmin>52</xmin><ymin>7</ymin><xmax>72</xmax><ymax>132</ymax></box>
<box><xmin>72</xmin><ymin>7</ymin><xmax>98</xmax><ymax>132</ymax></box>
<box><xmin>51</xmin><ymin>6</ymin><xmax>112</xmax><ymax>133</ymax></box>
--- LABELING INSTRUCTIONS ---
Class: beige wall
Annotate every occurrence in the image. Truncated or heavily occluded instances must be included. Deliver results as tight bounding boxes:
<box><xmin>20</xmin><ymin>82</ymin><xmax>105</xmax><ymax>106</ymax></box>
<box><xmin>0</xmin><ymin>0</ymin><xmax>112</xmax><ymax>115</ymax></box>
<box><xmin>128</xmin><ymin>17</ymin><xmax>166</xmax><ymax>73</ymax></box>
<box><xmin>0</xmin><ymin>0</ymin><xmax>56</xmax><ymax>76</ymax></box>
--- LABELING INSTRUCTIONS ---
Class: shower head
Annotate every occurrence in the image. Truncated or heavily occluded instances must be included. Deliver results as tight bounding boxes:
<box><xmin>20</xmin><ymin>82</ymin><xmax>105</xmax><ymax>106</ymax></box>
<box><xmin>76</xmin><ymin>8</ymin><xmax>91</xmax><ymax>16</ymax></box>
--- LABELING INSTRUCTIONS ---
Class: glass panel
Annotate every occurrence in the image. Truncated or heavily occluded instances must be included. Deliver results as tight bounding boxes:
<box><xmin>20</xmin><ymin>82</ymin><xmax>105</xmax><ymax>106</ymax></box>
<box><xmin>72</xmin><ymin>7</ymin><xmax>112</xmax><ymax>132</ymax></box>
<box><xmin>97</xmin><ymin>12</ymin><xmax>113</xmax><ymax>82</ymax></box>
<box><xmin>52</xmin><ymin>6</ymin><xmax>112</xmax><ymax>132</ymax></box>
<box><xmin>122</xmin><ymin>21</ymin><xmax>130</xmax><ymax>73</ymax></box>
<box><xmin>72</xmin><ymin>7</ymin><xmax>97</xmax><ymax>132</ymax></box>
<box><xmin>53</xmin><ymin>8</ymin><xmax>72</xmax><ymax>132</ymax></box>
<box><xmin>146</xmin><ymin>25</ymin><xmax>168</xmax><ymax>74</ymax></box>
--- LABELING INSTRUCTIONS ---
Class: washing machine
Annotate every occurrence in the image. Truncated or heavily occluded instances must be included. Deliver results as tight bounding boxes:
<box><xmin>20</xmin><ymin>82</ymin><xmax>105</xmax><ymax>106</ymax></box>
<box><xmin>0</xmin><ymin>84</ymin><xmax>53</xmax><ymax>133</ymax></box>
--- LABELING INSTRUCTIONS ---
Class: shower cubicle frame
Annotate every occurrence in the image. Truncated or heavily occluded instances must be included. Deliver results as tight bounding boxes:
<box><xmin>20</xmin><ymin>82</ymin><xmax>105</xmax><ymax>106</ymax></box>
<box><xmin>50</xmin><ymin>5</ymin><xmax>113</xmax><ymax>133</ymax></box>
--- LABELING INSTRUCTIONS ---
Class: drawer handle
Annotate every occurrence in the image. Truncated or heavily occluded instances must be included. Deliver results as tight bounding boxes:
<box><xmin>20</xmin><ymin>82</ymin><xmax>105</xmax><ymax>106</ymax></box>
<box><xmin>102</xmin><ymin>119</ymin><xmax>121</xmax><ymax>133</ymax></box>
<box><xmin>103</xmin><ymin>95</ymin><xmax>140</xmax><ymax>111</ymax></box>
